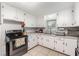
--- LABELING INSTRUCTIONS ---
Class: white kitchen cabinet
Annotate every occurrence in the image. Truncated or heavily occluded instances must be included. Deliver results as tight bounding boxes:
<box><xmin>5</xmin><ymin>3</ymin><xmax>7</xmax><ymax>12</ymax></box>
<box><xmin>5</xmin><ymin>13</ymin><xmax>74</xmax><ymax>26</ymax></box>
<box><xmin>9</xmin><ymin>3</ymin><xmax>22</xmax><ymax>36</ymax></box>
<box><xmin>57</xmin><ymin>8</ymin><xmax>74</xmax><ymax>27</ymax></box>
<box><xmin>47</xmin><ymin>36</ymin><xmax>55</xmax><ymax>49</ymax></box>
<box><xmin>0</xmin><ymin>25</ymin><xmax>1</xmax><ymax>41</ymax></box>
<box><xmin>28</xmin><ymin>33</ymin><xmax>77</xmax><ymax>56</ymax></box>
<box><xmin>31</xmin><ymin>34</ymin><xmax>38</xmax><ymax>46</ymax></box>
<box><xmin>74</xmin><ymin>2</ymin><xmax>79</xmax><ymax>26</ymax></box>
<box><xmin>54</xmin><ymin>37</ymin><xmax>64</xmax><ymax>53</ymax></box>
<box><xmin>0</xmin><ymin>43</ymin><xmax>6</xmax><ymax>56</ymax></box>
<box><xmin>42</xmin><ymin>35</ymin><xmax>49</xmax><ymax>47</ymax></box>
<box><xmin>0</xmin><ymin>49</ymin><xmax>1</xmax><ymax>56</ymax></box>
<box><xmin>0</xmin><ymin>25</ymin><xmax>1</xmax><ymax>56</ymax></box>
<box><xmin>24</xmin><ymin>14</ymin><xmax>36</xmax><ymax>27</ymax></box>
<box><xmin>0</xmin><ymin>25</ymin><xmax>6</xmax><ymax>56</ymax></box>
<box><xmin>1</xmin><ymin>45</ymin><xmax>6</xmax><ymax>56</ymax></box>
<box><xmin>36</xmin><ymin>16</ymin><xmax>45</xmax><ymax>27</ymax></box>
<box><xmin>38</xmin><ymin>34</ymin><xmax>44</xmax><ymax>45</ymax></box>
<box><xmin>1</xmin><ymin>3</ymin><xmax>25</xmax><ymax>22</ymax></box>
<box><xmin>16</xmin><ymin>8</ymin><xmax>25</xmax><ymax>22</ymax></box>
<box><xmin>38</xmin><ymin>35</ymin><xmax>55</xmax><ymax>50</ymax></box>
<box><xmin>1</xmin><ymin>3</ymin><xmax>16</xmax><ymax>20</ymax></box>
<box><xmin>28</xmin><ymin>34</ymin><xmax>38</xmax><ymax>50</ymax></box>
<box><xmin>64</xmin><ymin>38</ymin><xmax>77</xmax><ymax>56</ymax></box>
<box><xmin>28</xmin><ymin>34</ymin><xmax>33</xmax><ymax>50</ymax></box>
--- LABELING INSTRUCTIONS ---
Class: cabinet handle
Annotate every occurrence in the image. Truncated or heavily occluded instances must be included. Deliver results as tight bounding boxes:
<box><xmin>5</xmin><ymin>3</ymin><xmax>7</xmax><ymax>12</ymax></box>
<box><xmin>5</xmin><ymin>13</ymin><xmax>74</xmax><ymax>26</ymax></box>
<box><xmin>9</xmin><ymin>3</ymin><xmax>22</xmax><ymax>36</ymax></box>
<box><xmin>55</xmin><ymin>41</ymin><xmax>57</xmax><ymax>43</ymax></box>
<box><xmin>63</xmin><ymin>42</ymin><xmax>64</xmax><ymax>45</ymax></box>
<box><xmin>72</xmin><ymin>23</ymin><xmax>74</xmax><ymax>25</ymax></box>
<box><xmin>54</xmin><ymin>41</ymin><xmax>57</xmax><ymax>43</ymax></box>
<box><xmin>66</xmin><ymin>43</ymin><xmax>67</xmax><ymax>46</ymax></box>
<box><xmin>37</xmin><ymin>37</ymin><xmax>39</xmax><ymax>39</ymax></box>
<box><xmin>54</xmin><ymin>47</ymin><xmax>55</xmax><ymax>49</ymax></box>
<box><xmin>72</xmin><ymin>10</ymin><xmax>74</xmax><ymax>13</ymax></box>
<box><xmin>63</xmin><ymin>50</ymin><xmax>65</xmax><ymax>52</ymax></box>
<box><xmin>54</xmin><ymin>40</ymin><xmax>55</xmax><ymax>42</ymax></box>
<box><xmin>2</xmin><ymin>6</ymin><xmax>4</xmax><ymax>8</ymax></box>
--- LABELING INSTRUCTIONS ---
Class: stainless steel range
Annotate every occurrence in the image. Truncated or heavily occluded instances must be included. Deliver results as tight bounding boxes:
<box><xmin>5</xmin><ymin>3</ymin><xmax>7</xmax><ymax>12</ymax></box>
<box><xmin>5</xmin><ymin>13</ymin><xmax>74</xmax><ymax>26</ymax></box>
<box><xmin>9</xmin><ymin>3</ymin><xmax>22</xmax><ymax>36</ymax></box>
<box><xmin>6</xmin><ymin>30</ymin><xmax>28</xmax><ymax>56</ymax></box>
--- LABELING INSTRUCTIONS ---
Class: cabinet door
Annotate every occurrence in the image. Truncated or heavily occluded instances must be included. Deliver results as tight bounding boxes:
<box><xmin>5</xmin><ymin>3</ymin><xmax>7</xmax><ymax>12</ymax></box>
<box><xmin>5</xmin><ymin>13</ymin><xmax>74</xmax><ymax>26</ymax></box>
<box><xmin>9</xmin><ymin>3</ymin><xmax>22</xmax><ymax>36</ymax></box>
<box><xmin>24</xmin><ymin>14</ymin><xmax>36</xmax><ymax>27</ymax></box>
<box><xmin>39</xmin><ymin>35</ymin><xmax>44</xmax><ymax>45</ymax></box>
<box><xmin>48</xmin><ymin>37</ymin><xmax>55</xmax><ymax>49</ymax></box>
<box><xmin>57</xmin><ymin>8</ymin><xmax>74</xmax><ymax>27</ymax></box>
<box><xmin>74</xmin><ymin>2</ymin><xmax>79</xmax><ymax>26</ymax></box>
<box><xmin>43</xmin><ymin>36</ymin><xmax>49</xmax><ymax>47</ymax></box>
<box><xmin>31</xmin><ymin>34</ymin><xmax>38</xmax><ymax>46</ymax></box>
<box><xmin>64</xmin><ymin>38</ymin><xmax>77</xmax><ymax>56</ymax></box>
<box><xmin>36</xmin><ymin>16</ymin><xmax>45</xmax><ymax>27</ymax></box>
<box><xmin>0</xmin><ymin>26</ymin><xmax>1</xmax><ymax>43</ymax></box>
<box><xmin>1</xmin><ymin>3</ymin><xmax>16</xmax><ymax>20</ymax></box>
<box><xmin>28</xmin><ymin>34</ymin><xmax>38</xmax><ymax>50</ymax></box>
<box><xmin>28</xmin><ymin>34</ymin><xmax>34</xmax><ymax>50</ymax></box>
<box><xmin>54</xmin><ymin>37</ymin><xmax>64</xmax><ymax>52</ymax></box>
<box><xmin>28</xmin><ymin>34</ymin><xmax>33</xmax><ymax>50</ymax></box>
<box><xmin>0</xmin><ymin>44</ymin><xmax>6</xmax><ymax>56</ymax></box>
<box><xmin>16</xmin><ymin>8</ymin><xmax>25</xmax><ymax>22</ymax></box>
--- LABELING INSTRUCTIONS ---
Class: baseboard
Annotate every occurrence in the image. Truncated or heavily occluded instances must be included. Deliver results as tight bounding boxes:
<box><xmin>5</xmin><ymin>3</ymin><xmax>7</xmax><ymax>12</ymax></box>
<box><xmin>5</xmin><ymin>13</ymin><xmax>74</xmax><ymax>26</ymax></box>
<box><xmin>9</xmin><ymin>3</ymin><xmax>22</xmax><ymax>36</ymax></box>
<box><xmin>27</xmin><ymin>44</ymin><xmax>39</xmax><ymax>51</ymax></box>
<box><xmin>38</xmin><ymin>44</ymin><xmax>69</xmax><ymax>56</ymax></box>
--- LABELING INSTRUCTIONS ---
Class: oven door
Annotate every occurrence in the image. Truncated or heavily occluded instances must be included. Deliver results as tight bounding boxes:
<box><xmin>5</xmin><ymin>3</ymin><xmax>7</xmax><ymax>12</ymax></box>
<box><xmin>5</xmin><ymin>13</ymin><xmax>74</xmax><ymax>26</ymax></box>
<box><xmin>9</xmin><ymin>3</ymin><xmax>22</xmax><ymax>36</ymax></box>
<box><xmin>12</xmin><ymin>37</ymin><xmax>27</xmax><ymax>50</ymax></box>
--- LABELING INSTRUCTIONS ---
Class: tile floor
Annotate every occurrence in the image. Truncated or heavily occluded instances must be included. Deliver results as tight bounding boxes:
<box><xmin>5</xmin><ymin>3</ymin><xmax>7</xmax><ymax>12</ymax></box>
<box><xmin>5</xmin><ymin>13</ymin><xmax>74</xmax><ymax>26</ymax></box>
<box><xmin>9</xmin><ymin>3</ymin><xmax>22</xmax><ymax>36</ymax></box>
<box><xmin>23</xmin><ymin>46</ymin><xmax>66</xmax><ymax>56</ymax></box>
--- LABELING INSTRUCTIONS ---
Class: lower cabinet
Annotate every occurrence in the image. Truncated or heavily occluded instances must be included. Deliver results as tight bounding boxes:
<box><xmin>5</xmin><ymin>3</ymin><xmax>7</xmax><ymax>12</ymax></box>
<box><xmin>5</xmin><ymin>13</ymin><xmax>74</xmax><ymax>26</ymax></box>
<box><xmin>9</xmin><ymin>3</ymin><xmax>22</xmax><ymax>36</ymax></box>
<box><xmin>28</xmin><ymin>34</ymin><xmax>38</xmax><ymax>50</ymax></box>
<box><xmin>63</xmin><ymin>38</ymin><xmax>77</xmax><ymax>56</ymax></box>
<box><xmin>54</xmin><ymin>37</ymin><xmax>77</xmax><ymax>56</ymax></box>
<box><xmin>48</xmin><ymin>37</ymin><xmax>55</xmax><ymax>49</ymax></box>
<box><xmin>27</xmin><ymin>33</ymin><xmax>77</xmax><ymax>56</ymax></box>
<box><xmin>38</xmin><ymin>34</ymin><xmax>44</xmax><ymax>45</ymax></box>
<box><xmin>0</xmin><ymin>45</ymin><xmax>6</xmax><ymax>56</ymax></box>
<box><xmin>38</xmin><ymin>35</ymin><xmax>77</xmax><ymax>56</ymax></box>
<box><xmin>42</xmin><ymin>35</ymin><xmax>49</xmax><ymax>47</ymax></box>
<box><xmin>54</xmin><ymin>37</ymin><xmax>64</xmax><ymax>53</ymax></box>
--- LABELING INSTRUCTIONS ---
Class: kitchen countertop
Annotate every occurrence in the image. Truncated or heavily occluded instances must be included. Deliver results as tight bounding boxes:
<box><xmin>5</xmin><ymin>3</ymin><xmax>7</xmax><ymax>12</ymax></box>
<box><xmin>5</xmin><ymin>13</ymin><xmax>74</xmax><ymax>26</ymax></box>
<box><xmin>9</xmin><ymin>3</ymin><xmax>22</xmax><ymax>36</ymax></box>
<box><xmin>26</xmin><ymin>32</ymin><xmax>79</xmax><ymax>40</ymax></box>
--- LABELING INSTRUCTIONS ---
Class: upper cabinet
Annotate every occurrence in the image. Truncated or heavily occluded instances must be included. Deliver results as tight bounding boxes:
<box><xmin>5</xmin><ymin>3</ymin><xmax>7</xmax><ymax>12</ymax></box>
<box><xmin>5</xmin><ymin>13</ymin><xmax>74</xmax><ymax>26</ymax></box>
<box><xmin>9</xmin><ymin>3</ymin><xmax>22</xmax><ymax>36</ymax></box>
<box><xmin>56</xmin><ymin>3</ymin><xmax>79</xmax><ymax>27</ymax></box>
<box><xmin>16</xmin><ymin>8</ymin><xmax>25</xmax><ymax>22</ymax></box>
<box><xmin>74</xmin><ymin>2</ymin><xmax>79</xmax><ymax>26</ymax></box>
<box><xmin>57</xmin><ymin>8</ymin><xmax>75</xmax><ymax>27</ymax></box>
<box><xmin>36</xmin><ymin>16</ymin><xmax>45</xmax><ymax>27</ymax></box>
<box><xmin>24</xmin><ymin>13</ymin><xmax>36</xmax><ymax>27</ymax></box>
<box><xmin>1</xmin><ymin>3</ymin><xmax>16</xmax><ymax>20</ymax></box>
<box><xmin>1</xmin><ymin>3</ymin><xmax>25</xmax><ymax>22</ymax></box>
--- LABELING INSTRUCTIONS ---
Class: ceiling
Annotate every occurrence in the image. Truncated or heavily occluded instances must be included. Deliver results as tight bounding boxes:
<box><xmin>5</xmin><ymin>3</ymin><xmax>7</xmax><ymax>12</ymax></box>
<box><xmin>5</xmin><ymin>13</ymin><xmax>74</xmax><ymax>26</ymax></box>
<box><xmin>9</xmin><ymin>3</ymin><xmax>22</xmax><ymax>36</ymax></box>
<box><xmin>6</xmin><ymin>2</ymin><xmax>73</xmax><ymax>16</ymax></box>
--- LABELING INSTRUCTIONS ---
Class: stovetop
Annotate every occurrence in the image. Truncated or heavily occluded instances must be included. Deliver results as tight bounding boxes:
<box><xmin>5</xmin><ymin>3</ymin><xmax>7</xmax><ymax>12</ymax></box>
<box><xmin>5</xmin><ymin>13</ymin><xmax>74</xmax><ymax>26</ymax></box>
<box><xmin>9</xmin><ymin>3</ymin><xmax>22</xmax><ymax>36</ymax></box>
<box><xmin>6</xmin><ymin>30</ymin><xmax>28</xmax><ymax>39</ymax></box>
